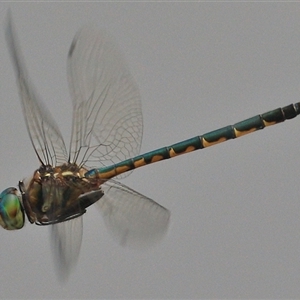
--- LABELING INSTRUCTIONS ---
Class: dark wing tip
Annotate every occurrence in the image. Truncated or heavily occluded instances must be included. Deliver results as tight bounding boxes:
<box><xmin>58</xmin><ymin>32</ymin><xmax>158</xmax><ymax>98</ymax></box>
<box><xmin>68</xmin><ymin>38</ymin><xmax>77</xmax><ymax>58</ymax></box>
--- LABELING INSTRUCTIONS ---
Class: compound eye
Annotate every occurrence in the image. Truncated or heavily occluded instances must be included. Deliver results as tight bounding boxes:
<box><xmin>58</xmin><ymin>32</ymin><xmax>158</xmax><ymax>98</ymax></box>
<box><xmin>0</xmin><ymin>188</ymin><xmax>24</xmax><ymax>230</ymax></box>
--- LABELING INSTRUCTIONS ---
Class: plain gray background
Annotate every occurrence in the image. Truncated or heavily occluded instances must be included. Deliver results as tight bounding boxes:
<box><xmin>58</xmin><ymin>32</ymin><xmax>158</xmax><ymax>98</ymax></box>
<box><xmin>0</xmin><ymin>2</ymin><xmax>300</xmax><ymax>299</ymax></box>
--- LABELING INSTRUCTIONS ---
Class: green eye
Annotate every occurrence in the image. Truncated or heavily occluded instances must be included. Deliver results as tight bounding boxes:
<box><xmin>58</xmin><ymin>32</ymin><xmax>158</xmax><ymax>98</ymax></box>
<box><xmin>0</xmin><ymin>188</ymin><xmax>24</xmax><ymax>230</ymax></box>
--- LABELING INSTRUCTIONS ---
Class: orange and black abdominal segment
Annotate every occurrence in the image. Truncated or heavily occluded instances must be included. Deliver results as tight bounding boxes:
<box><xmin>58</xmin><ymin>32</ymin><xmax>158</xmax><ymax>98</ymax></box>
<box><xmin>85</xmin><ymin>102</ymin><xmax>300</xmax><ymax>180</ymax></box>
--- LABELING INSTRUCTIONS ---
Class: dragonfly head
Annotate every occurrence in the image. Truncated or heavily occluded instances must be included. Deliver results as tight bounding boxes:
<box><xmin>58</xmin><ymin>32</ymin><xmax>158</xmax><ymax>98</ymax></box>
<box><xmin>0</xmin><ymin>187</ymin><xmax>24</xmax><ymax>230</ymax></box>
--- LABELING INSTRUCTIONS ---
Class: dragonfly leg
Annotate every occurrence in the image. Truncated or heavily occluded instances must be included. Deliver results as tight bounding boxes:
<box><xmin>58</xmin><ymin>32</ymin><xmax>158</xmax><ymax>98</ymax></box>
<box><xmin>18</xmin><ymin>180</ymin><xmax>36</xmax><ymax>224</ymax></box>
<box><xmin>48</xmin><ymin>189</ymin><xmax>104</xmax><ymax>225</ymax></box>
<box><xmin>78</xmin><ymin>189</ymin><xmax>104</xmax><ymax>211</ymax></box>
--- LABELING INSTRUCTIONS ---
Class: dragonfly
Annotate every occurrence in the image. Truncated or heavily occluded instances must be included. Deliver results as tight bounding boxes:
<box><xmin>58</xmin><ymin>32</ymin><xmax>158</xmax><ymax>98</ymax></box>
<box><xmin>1</xmin><ymin>13</ymin><xmax>300</xmax><ymax>277</ymax></box>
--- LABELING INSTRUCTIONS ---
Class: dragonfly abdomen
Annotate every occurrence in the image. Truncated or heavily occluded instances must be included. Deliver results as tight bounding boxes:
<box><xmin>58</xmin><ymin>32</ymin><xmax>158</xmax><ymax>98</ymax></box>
<box><xmin>86</xmin><ymin>102</ymin><xmax>300</xmax><ymax>180</ymax></box>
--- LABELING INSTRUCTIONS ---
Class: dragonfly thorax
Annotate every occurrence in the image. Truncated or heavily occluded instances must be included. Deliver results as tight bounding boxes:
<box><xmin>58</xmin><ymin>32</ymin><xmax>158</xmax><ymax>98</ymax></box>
<box><xmin>19</xmin><ymin>163</ymin><xmax>103</xmax><ymax>225</ymax></box>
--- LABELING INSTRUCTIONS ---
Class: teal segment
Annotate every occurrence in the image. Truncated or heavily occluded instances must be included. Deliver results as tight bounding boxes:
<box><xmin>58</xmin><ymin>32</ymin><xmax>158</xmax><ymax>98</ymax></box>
<box><xmin>279</xmin><ymin>103</ymin><xmax>300</xmax><ymax>119</ymax></box>
<box><xmin>202</xmin><ymin>125</ymin><xmax>235</xmax><ymax>143</ymax></box>
<box><xmin>139</xmin><ymin>149</ymin><xmax>170</xmax><ymax>161</ymax></box>
<box><xmin>168</xmin><ymin>136</ymin><xmax>203</xmax><ymax>154</ymax></box>
<box><xmin>262</xmin><ymin>108</ymin><xmax>286</xmax><ymax>123</ymax></box>
<box><xmin>234</xmin><ymin>115</ymin><xmax>264</xmax><ymax>132</ymax></box>
<box><xmin>135</xmin><ymin>148</ymin><xmax>172</xmax><ymax>162</ymax></box>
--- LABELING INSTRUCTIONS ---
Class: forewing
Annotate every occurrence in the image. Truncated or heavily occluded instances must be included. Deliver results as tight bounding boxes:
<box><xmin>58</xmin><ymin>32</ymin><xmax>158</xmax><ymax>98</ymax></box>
<box><xmin>5</xmin><ymin>12</ymin><xmax>68</xmax><ymax>166</ymax></box>
<box><xmin>97</xmin><ymin>181</ymin><xmax>170</xmax><ymax>248</ymax></box>
<box><xmin>50</xmin><ymin>217</ymin><xmax>83</xmax><ymax>280</ymax></box>
<box><xmin>67</xmin><ymin>27</ymin><xmax>142</xmax><ymax>173</ymax></box>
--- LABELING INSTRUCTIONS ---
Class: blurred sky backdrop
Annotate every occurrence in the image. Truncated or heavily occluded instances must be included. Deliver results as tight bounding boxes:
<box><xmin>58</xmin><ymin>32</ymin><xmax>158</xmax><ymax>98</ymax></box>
<box><xmin>0</xmin><ymin>2</ymin><xmax>300</xmax><ymax>299</ymax></box>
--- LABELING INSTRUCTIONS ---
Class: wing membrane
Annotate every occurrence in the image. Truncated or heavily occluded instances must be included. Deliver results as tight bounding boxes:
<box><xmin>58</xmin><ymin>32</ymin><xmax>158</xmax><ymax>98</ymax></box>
<box><xmin>67</xmin><ymin>27</ymin><xmax>143</xmax><ymax>172</ymax></box>
<box><xmin>50</xmin><ymin>217</ymin><xmax>83</xmax><ymax>280</ymax></box>
<box><xmin>6</xmin><ymin>15</ymin><xmax>164</xmax><ymax>277</ymax></box>
<box><xmin>5</xmin><ymin>13</ymin><xmax>68</xmax><ymax>166</ymax></box>
<box><xmin>98</xmin><ymin>181</ymin><xmax>170</xmax><ymax>248</ymax></box>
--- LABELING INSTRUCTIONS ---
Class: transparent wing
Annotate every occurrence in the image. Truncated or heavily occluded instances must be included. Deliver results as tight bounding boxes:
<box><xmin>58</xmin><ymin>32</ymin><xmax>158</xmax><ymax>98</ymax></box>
<box><xmin>50</xmin><ymin>216</ymin><xmax>83</xmax><ymax>280</ymax></box>
<box><xmin>5</xmin><ymin>12</ymin><xmax>68</xmax><ymax>166</ymax></box>
<box><xmin>97</xmin><ymin>181</ymin><xmax>170</xmax><ymax>248</ymax></box>
<box><xmin>67</xmin><ymin>27</ymin><xmax>143</xmax><ymax>173</ymax></box>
